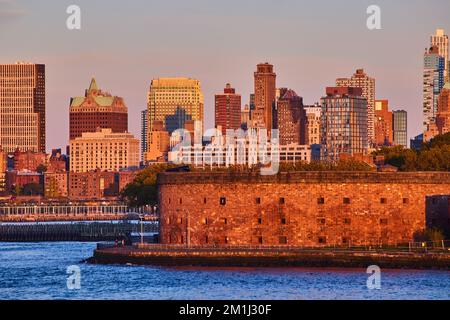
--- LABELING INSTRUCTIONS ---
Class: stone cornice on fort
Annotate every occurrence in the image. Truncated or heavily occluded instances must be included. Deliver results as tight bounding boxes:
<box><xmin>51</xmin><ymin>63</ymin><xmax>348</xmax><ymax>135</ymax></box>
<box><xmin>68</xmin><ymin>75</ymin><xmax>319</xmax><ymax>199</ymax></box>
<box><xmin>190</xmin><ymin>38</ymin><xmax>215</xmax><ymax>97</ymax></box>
<box><xmin>157</xmin><ymin>171</ymin><xmax>450</xmax><ymax>185</ymax></box>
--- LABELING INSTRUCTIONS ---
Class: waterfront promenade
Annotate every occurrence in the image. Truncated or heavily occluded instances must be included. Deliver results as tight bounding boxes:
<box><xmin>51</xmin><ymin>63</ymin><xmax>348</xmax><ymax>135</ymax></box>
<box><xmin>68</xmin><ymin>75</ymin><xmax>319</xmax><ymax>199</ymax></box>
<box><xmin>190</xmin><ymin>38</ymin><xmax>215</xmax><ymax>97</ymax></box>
<box><xmin>0</xmin><ymin>204</ymin><xmax>156</xmax><ymax>222</ymax></box>
<box><xmin>89</xmin><ymin>244</ymin><xmax>450</xmax><ymax>270</ymax></box>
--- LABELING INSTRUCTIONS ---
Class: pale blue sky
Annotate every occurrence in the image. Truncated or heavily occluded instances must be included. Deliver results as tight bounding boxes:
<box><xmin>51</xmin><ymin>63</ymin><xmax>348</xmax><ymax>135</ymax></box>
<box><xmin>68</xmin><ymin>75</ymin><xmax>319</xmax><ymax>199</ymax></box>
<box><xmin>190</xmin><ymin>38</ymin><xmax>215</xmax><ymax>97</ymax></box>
<box><xmin>1</xmin><ymin>0</ymin><xmax>449</xmax><ymax>151</ymax></box>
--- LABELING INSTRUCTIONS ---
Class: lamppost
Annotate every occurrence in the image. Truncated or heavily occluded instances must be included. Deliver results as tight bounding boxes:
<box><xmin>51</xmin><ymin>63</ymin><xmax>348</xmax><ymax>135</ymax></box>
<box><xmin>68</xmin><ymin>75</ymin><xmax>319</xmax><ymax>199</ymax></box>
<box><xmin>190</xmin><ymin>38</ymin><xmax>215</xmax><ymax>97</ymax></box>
<box><xmin>139</xmin><ymin>214</ymin><xmax>144</xmax><ymax>245</ymax></box>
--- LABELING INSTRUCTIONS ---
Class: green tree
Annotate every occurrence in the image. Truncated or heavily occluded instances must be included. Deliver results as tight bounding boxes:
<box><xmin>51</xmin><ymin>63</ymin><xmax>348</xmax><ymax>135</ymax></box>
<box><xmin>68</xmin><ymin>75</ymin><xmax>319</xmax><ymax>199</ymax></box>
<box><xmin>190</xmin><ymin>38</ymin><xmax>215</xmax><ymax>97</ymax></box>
<box><xmin>36</xmin><ymin>164</ymin><xmax>47</xmax><ymax>173</ymax></box>
<box><xmin>22</xmin><ymin>183</ymin><xmax>44</xmax><ymax>196</ymax></box>
<box><xmin>373</xmin><ymin>132</ymin><xmax>450</xmax><ymax>171</ymax></box>
<box><xmin>120</xmin><ymin>163</ymin><xmax>178</xmax><ymax>207</ymax></box>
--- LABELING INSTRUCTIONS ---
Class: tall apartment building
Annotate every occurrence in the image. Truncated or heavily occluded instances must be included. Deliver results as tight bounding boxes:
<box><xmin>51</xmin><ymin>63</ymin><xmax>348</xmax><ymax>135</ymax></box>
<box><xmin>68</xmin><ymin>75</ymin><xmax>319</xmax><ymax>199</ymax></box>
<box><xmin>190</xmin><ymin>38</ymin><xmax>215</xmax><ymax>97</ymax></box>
<box><xmin>141</xmin><ymin>109</ymin><xmax>148</xmax><ymax>161</ymax></box>
<box><xmin>431</xmin><ymin>28</ymin><xmax>449</xmax><ymax>82</ymax></box>
<box><xmin>435</xmin><ymin>83</ymin><xmax>450</xmax><ymax>136</ymax></box>
<box><xmin>336</xmin><ymin>69</ymin><xmax>375</xmax><ymax>145</ymax></box>
<box><xmin>215</xmin><ymin>83</ymin><xmax>241</xmax><ymax>135</ymax></box>
<box><xmin>69</xmin><ymin>78</ymin><xmax>128</xmax><ymax>140</ymax></box>
<box><xmin>0</xmin><ymin>148</ymin><xmax>6</xmax><ymax>192</ymax></box>
<box><xmin>69</xmin><ymin>129</ymin><xmax>139</xmax><ymax>173</ymax></box>
<box><xmin>240</xmin><ymin>104</ymin><xmax>250</xmax><ymax>130</ymax></box>
<box><xmin>145</xmin><ymin>120</ymin><xmax>170</xmax><ymax>162</ymax></box>
<box><xmin>276</xmin><ymin>89</ymin><xmax>305</xmax><ymax>145</ymax></box>
<box><xmin>320</xmin><ymin>87</ymin><xmax>368</xmax><ymax>161</ymax></box>
<box><xmin>374</xmin><ymin>100</ymin><xmax>393</xmax><ymax>146</ymax></box>
<box><xmin>249</xmin><ymin>94</ymin><xmax>255</xmax><ymax>111</ymax></box>
<box><xmin>252</xmin><ymin>63</ymin><xmax>276</xmax><ymax>130</ymax></box>
<box><xmin>423</xmin><ymin>46</ymin><xmax>445</xmax><ymax>136</ymax></box>
<box><xmin>0</xmin><ymin>63</ymin><xmax>45</xmax><ymax>153</ymax></box>
<box><xmin>392</xmin><ymin>110</ymin><xmax>408</xmax><ymax>148</ymax></box>
<box><xmin>304</xmin><ymin>104</ymin><xmax>322</xmax><ymax>146</ymax></box>
<box><xmin>147</xmin><ymin>77</ymin><xmax>204</xmax><ymax>136</ymax></box>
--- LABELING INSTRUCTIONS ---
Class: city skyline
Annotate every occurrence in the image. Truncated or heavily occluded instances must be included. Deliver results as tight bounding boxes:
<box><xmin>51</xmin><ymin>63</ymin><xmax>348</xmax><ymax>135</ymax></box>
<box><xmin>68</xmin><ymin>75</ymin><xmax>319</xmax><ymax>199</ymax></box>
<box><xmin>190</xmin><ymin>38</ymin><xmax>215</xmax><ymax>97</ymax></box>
<box><xmin>1</xmin><ymin>0</ymin><xmax>449</xmax><ymax>151</ymax></box>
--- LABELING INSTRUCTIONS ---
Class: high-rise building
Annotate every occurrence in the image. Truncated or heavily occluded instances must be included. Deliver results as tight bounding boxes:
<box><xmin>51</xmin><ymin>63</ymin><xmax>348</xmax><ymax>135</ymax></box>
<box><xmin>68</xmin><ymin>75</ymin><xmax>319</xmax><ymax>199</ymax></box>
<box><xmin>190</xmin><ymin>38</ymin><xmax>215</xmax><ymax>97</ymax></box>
<box><xmin>423</xmin><ymin>46</ymin><xmax>445</xmax><ymax>136</ymax></box>
<box><xmin>392</xmin><ymin>110</ymin><xmax>408</xmax><ymax>148</ymax></box>
<box><xmin>276</xmin><ymin>89</ymin><xmax>305</xmax><ymax>145</ymax></box>
<box><xmin>0</xmin><ymin>63</ymin><xmax>45</xmax><ymax>153</ymax></box>
<box><xmin>435</xmin><ymin>83</ymin><xmax>450</xmax><ymax>136</ymax></box>
<box><xmin>145</xmin><ymin>120</ymin><xmax>170</xmax><ymax>162</ymax></box>
<box><xmin>0</xmin><ymin>148</ymin><xmax>6</xmax><ymax>192</ymax></box>
<box><xmin>249</xmin><ymin>94</ymin><xmax>255</xmax><ymax>111</ymax></box>
<box><xmin>240</xmin><ymin>104</ymin><xmax>250</xmax><ymax>130</ymax></box>
<box><xmin>304</xmin><ymin>104</ymin><xmax>322</xmax><ymax>146</ymax></box>
<box><xmin>141</xmin><ymin>109</ymin><xmax>148</xmax><ymax>161</ymax></box>
<box><xmin>374</xmin><ymin>100</ymin><xmax>393</xmax><ymax>146</ymax></box>
<box><xmin>69</xmin><ymin>128</ymin><xmax>139</xmax><ymax>173</ymax></box>
<box><xmin>215</xmin><ymin>83</ymin><xmax>241</xmax><ymax>135</ymax></box>
<box><xmin>69</xmin><ymin>78</ymin><xmax>128</xmax><ymax>140</ymax></box>
<box><xmin>252</xmin><ymin>63</ymin><xmax>276</xmax><ymax>130</ymax></box>
<box><xmin>336</xmin><ymin>69</ymin><xmax>375</xmax><ymax>145</ymax></box>
<box><xmin>147</xmin><ymin>78</ymin><xmax>204</xmax><ymax>136</ymax></box>
<box><xmin>320</xmin><ymin>87</ymin><xmax>368</xmax><ymax>161</ymax></box>
<box><xmin>431</xmin><ymin>29</ymin><xmax>449</xmax><ymax>82</ymax></box>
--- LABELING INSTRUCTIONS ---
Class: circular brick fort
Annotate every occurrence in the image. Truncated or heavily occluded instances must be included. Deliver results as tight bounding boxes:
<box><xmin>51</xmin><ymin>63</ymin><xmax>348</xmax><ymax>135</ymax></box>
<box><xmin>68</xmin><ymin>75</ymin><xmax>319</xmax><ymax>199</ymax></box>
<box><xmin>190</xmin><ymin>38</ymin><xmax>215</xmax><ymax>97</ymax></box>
<box><xmin>157</xmin><ymin>171</ymin><xmax>450</xmax><ymax>247</ymax></box>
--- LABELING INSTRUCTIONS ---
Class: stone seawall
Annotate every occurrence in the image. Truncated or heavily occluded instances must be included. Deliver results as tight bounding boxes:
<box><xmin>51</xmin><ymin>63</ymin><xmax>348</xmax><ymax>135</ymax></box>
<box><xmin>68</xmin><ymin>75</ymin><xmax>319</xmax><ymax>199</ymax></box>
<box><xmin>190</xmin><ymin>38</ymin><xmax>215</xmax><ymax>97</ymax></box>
<box><xmin>157</xmin><ymin>171</ymin><xmax>450</xmax><ymax>247</ymax></box>
<box><xmin>89</xmin><ymin>246</ymin><xmax>450</xmax><ymax>270</ymax></box>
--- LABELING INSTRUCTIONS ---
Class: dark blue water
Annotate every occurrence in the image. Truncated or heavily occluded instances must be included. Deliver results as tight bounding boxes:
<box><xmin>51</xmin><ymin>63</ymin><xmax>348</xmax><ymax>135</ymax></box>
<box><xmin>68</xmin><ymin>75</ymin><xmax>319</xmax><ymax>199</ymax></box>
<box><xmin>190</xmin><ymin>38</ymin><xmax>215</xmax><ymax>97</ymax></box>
<box><xmin>0</xmin><ymin>242</ymin><xmax>449</xmax><ymax>300</ymax></box>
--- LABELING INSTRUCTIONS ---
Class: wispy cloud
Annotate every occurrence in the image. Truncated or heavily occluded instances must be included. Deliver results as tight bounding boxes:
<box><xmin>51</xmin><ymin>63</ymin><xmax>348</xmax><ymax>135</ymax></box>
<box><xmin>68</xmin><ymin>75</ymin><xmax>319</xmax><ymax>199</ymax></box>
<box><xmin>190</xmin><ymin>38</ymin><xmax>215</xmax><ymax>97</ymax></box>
<box><xmin>0</xmin><ymin>0</ymin><xmax>26</xmax><ymax>23</ymax></box>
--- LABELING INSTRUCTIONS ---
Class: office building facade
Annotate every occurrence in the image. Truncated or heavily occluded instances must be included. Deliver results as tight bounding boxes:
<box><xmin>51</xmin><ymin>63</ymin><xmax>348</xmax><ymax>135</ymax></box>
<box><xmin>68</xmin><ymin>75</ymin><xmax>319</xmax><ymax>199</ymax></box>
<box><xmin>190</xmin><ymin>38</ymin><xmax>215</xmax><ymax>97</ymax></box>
<box><xmin>320</xmin><ymin>87</ymin><xmax>368</xmax><ymax>161</ymax></box>
<box><xmin>69</xmin><ymin>78</ymin><xmax>128</xmax><ymax>140</ymax></box>
<box><xmin>0</xmin><ymin>63</ymin><xmax>45</xmax><ymax>153</ymax></box>
<box><xmin>215</xmin><ymin>83</ymin><xmax>241</xmax><ymax>135</ymax></box>
<box><xmin>336</xmin><ymin>69</ymin><xmax>375</xmax><ymax>145</ymax></box>
<box><xmin>392</xmin><ymin>110</ymin><xmax>408</xmax><ymax>148</ymax></box>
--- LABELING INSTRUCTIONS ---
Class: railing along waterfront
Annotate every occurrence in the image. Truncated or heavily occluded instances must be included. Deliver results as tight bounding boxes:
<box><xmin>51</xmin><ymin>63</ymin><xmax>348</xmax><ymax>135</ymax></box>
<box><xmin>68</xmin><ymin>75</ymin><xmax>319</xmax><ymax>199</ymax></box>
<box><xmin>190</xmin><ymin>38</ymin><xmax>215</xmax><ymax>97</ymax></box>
<box><xmin>0</xmin><ymin>205</ymin><xmax>130</xmax><ymax>215</ymax></box>
<box><xmin>134</xmin><ymin>242</ymin><xmax>450</xmax><ymax>253</ymax></box>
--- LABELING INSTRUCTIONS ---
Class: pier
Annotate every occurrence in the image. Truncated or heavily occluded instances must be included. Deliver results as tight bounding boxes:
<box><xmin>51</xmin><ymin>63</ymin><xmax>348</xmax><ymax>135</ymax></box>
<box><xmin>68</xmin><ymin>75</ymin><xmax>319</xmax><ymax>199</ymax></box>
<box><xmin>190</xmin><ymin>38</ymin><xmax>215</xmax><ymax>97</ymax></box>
<box><xmin>0</xmin><ymin>221</ymin><xmax>159</xmax><ymax>242</ymax></box>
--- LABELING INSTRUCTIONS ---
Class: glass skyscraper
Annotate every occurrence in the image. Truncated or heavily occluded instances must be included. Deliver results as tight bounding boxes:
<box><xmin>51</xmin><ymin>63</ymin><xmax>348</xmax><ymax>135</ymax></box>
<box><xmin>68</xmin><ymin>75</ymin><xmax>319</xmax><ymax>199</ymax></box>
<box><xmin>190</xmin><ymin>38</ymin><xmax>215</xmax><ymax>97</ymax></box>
<box><xmin>392</xmin><ymin>110</ymin><xmax>408</xmax><ymax>148</ymax></box>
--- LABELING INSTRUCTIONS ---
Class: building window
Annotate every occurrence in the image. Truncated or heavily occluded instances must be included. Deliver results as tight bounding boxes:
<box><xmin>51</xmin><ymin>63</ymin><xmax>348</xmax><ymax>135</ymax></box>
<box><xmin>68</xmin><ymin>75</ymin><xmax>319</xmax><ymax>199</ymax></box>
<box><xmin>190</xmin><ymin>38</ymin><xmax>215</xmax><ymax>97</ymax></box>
<box><xmin>220</xmin><ymin>197</ymin><xmax>226</xmax><ymax>205</ymax></box>
<box><xmin>403</xmin><ymin>198</ymin><xmax>409</xmax><ymax>204</ymax></box>
<box><xmin>343</xmin><ymin>198</ymin><xmax>351</xmax><ymax>204</ymax></box>
<box><xmin>343</xmin><ymin>218</ymin><xmax>351</xmax><ymax>225</ymax></box>
<box><xmin>257</xmin><ymin>236</ymin><xmax>263</xmax><ymax>244</ymax></box>
<box><xmin>317</xmin><ymin>197</ymin><xmax>325</xmax><ymax>205</ymax></box>
<box><xmin>317</xmin><ymin>218</ymin><xmax>326</xmax><ymax>225</ymax></box>
<box><xmin>224</xmin><ymin>237</ymin><xmax>229</xmax><ymax>244</ymax></box>
<box><xmin>256</xmin><ymin>197</ymin><xmax>261</xmax><ymax>204</ymax></box>
<box><xmin>281</xmin><ymin>218</ymin><xmax>287</xmax><ymax>225</ymax></box>
<box><xmin>342</xmin><ymin>237</ymin><xmax>350</xmax><ymax>245</ymax></box>
<box><xmin>177</xmin><ymin>217</ymin><xmax>183</xmax><ymax>224</ymax></box>
<box><xmin>221</xmin><ymin>218</ymin><xmax>228</xmax><ymax>225</ymax></box>
<box><xmin>318</xmin><ymin>237</ymin><xmax>326</xmax><ymax>244</ymax></box>
<box><xmin>380</xmin><ymin>198</ymin><xmax>387</xmax><ymax>204</ymax></box>
<box><xmin>380</xmin><ymin>219</ymin><xmax>388</xmax><ymax>225</ymax></box>
<box><xmin>279</xmin><ymin>197</ymin><xmax>285</xmax><ymax>205</ymax></box>
<box><xmin>179</xmin><ymin>198</ymin><xmax>182</xmax><ymax>204</ymax></box>
<box><xmin>205</xmin><ymin>236</ymin><xmax>208</xmax><ymax>244</ymax></box>
<box><xmin>202</xmin><ymin>218</ymin><xmax>208</xmax><ymax>225</ymax></box>
<box><xmin>279</xmin><ymin>236</ymin><xmax>287</xmax><ymax>245</ymax></box>
<box><xmin>204</xmin><ymin>197</ymin><xmax>207</xmax><ymax>204</ymax></box>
